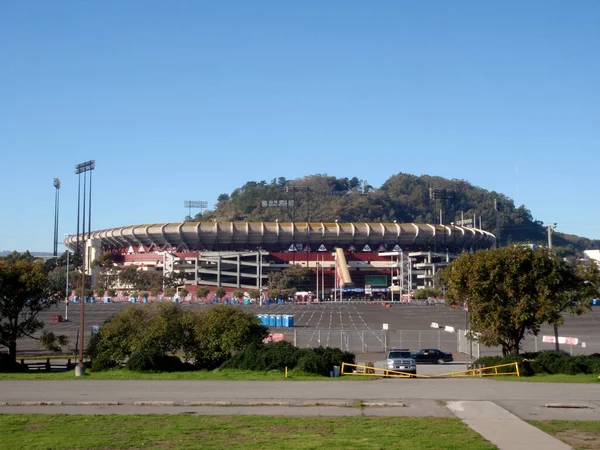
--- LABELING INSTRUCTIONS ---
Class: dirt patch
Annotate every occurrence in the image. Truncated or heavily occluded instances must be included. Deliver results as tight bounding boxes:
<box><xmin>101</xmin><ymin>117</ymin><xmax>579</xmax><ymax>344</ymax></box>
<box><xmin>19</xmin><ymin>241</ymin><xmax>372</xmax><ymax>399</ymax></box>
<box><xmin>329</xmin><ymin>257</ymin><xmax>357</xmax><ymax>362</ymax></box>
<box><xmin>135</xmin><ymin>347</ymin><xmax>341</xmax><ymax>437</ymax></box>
<box><xmin>556</xmin><ymin>430</ymin><xmax>600</xmax><ymax>449</ymax></box>
<box><xmin>25</xmin><ymin>423</ymin><xmax>44</xmax><ymax>431</ymax></box>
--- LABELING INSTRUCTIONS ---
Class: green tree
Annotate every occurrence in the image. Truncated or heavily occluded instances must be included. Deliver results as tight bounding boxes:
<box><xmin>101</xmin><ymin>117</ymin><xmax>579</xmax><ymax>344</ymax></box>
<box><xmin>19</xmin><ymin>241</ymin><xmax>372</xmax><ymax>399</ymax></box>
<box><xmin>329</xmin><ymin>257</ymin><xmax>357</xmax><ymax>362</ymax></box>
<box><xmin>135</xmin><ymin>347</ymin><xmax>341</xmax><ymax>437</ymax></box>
<box><xmin>232</xmin><ymin>290</ymin><xmax>244</xmax><ymax>302</ymax></box>
<box><xmin>196</xmin><ymin>286</ymin><xmax>210</xmax><ymax>300</ymax></box>
<box><xmin>92</xmin><ymin>253</ymin><xmax>113</xmax><ymax>268</ymax></box>
<box><xmin>88</xmin><ymin>303</ymin><xmax>190</xmax><ymax>366</ymax></box>
<box><xmin>182</xmin><ymin>305</ymin><xmax>267</xmax><ymax>369</ymax></box>
<box><xmin>267</xmin><ymin>265</ymin><xmax>312</xmax><ymax>292</ymax></box>
<box><xmin>0</xmin><ymin>255</ymin><xmax>64</xmax><ymax>364</ymax></box>
<box><xmin>247</xmin><ymin>289</ymin><xmax>260</xmax><ymax>300</ymax></box>
<box><xmin>215</xmin><ymin>287</ymin><xmax>226</xmax><ymax>300</ymax></box>
<box><xmin>442</xmin><ymin>246</ymin><xmax>600</xmax><ymax>356</ymax></box>
<box><xmin>163</xmin><ymin>288</ymin><xmax>176</xmax><ymax>298</ymax></box>
<box><xmin>179</xmin><ymin>288</ymin><xmax>189</xmax><ymax>299</ymax></box>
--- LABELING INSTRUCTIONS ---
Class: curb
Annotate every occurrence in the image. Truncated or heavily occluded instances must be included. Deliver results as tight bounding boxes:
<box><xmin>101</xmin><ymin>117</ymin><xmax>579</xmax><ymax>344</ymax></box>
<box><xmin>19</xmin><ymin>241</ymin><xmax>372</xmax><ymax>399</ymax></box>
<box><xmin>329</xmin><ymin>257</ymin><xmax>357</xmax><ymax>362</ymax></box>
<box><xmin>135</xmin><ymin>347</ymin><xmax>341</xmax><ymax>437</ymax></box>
<box><xmin>188</xmin><ymin>401</ymin><xmax>232</xmax><ymax>407</ymax></box>
<box><xmin>362</xmin><ymin>402</ymin><xmax>405</xmax><ymax>407</ymax></box>
<box><xmin>20</xmin><ymin>402</ymin><xmax>63</xmax><ymax>406</ymax></box>
<box><xmin>0</xmin><ymin>400</ymin><xmax>408</xmax><ymax>408</ymax></box>
<box><xmin>133</xmin><ymin>401</ymin><xmax>177</xmax><ymax>407</ymax></box>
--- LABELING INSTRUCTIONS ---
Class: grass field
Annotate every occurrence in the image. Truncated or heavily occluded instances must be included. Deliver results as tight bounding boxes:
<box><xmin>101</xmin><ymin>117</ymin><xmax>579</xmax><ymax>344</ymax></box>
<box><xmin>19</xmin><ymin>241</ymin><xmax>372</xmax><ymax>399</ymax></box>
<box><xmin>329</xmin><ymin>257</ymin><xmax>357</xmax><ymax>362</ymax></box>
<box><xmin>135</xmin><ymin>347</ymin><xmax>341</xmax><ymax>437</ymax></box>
<box><xmin>0</xmin><ymin>368</ymin><xmax>349</xmax><ymax>381</ymax></box>
<box><xmin>0</xmin><ymin>415</ymin><xmax>495</xmax><ymax>450</ymax></box>
<box><xmin>498</xmin><ymin>373</ymin><xmax>600</xmax><ymax>383</ymax></box>
<box><xmin>529</xmin><ymin>420</ymin><xmax>600</xmax><ymax>450</ymax></box>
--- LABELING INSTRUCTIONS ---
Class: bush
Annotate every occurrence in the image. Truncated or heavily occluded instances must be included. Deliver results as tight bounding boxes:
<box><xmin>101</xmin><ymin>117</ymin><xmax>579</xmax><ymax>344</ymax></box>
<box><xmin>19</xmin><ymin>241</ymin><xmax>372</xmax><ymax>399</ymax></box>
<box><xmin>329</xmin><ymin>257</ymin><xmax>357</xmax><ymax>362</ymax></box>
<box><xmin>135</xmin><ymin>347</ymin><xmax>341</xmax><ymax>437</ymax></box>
<box><xmin>91</xmin><ymin>353</ymin><xmax>118</xmax><ymax>372</ymax></box>
<box><xmin>472</xmin><ymin>354</ymin><xmax>534</xmax><ymax>376</ymax></box>
<box><xmin>221</xmin><ymin>343</ymin><xmax>356</xmax><ymax>377</ymax></box>
<box><xmin>474</xmin><ymin>351</ymin><xmax>600</xmax><ymax>376</ymax></box>
<box><xmin>126</xmin><ymin>347</ymin><xmax>190</xmax><ymax>372</ymax></box>
<box><xmin>221</xmin><ymin>341</ymin><xmax>302</xmax><ymax>371</ymax></box>
<box><xmin>87</xmin><ymin>303</ymin><xmax>191</xmax><ymax>365</ymax></box>
<box><xmin>532</xmin><ymin>351</ymin><xmax>572</xmax><ymax>374</ymax></box>
<box><xmin>296</xmin><ymin>347</ymin><xmax>355</xmax><ymax>376</ymax></box>
<box><xmin>184</xmin><ymin>305</ymin><xmax>268</xmax><ymax>370</ymax></box>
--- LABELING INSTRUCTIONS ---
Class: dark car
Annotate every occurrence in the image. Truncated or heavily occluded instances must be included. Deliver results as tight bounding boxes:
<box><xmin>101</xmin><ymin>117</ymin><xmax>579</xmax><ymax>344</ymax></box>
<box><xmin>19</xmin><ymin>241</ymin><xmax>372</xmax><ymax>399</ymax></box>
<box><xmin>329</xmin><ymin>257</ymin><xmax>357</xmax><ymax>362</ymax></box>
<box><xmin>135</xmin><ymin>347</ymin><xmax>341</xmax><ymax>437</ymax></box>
<box><xmin>412</xmin><ymin>349</ymin><xmax>453</xmax><ymax>364</ymax></box>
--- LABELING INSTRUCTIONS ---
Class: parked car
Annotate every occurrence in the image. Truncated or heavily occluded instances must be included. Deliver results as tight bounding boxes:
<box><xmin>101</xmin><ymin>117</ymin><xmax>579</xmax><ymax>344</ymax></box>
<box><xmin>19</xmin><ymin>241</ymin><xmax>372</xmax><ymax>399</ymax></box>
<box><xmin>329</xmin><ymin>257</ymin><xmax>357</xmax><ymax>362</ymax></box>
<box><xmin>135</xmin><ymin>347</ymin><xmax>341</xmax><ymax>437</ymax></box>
<box><xmin>385</xmin><ymin>349</ymin><xmax>417</xmax><ymax>375</ymax></box>
<box><xmin>411</xmin><ymin>349</ymin><xmax>453</xmax><ymax>364</ymax></box>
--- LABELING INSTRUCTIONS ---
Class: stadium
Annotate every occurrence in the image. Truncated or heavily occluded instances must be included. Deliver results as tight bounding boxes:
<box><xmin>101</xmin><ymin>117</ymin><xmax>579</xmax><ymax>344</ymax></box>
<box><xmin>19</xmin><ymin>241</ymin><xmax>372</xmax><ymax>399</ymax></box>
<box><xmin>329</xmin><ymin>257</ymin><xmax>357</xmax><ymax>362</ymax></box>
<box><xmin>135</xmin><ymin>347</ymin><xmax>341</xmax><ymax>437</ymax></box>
<box><xmin>65</xmin><ymin>221</ymin><xmax>496</xmax><ymax>300</ymax></box>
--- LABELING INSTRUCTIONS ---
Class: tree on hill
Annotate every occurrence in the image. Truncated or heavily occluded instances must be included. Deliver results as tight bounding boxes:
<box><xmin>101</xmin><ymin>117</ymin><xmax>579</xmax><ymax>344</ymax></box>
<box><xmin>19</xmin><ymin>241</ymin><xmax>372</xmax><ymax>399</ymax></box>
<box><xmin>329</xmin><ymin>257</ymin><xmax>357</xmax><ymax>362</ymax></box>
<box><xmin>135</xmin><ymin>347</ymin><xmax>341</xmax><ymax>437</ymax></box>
<box><xmin>0</xmin><ymin>253</ymin><xmax>66</xmax><ymax>365</ymax></box>
<box><xmin>442</xmin><ymin>246</ymin><xmax>600</xmax><ymax>356</ymax></box>
<box><xmin>183</xmin><ymin>172</ymin><xmax>600</xmax><ymax>257</ymax></box>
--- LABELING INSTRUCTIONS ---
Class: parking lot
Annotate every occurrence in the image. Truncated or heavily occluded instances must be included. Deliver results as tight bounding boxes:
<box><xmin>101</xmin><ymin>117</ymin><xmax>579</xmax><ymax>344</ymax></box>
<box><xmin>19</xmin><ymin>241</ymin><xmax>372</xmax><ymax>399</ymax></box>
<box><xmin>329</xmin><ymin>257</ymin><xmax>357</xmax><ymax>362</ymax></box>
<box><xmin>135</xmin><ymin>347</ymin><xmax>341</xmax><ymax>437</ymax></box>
<box><xmin>15</xmin><ymin>300</ymin><xmax>600</xmax><ymax>358</ymax></box>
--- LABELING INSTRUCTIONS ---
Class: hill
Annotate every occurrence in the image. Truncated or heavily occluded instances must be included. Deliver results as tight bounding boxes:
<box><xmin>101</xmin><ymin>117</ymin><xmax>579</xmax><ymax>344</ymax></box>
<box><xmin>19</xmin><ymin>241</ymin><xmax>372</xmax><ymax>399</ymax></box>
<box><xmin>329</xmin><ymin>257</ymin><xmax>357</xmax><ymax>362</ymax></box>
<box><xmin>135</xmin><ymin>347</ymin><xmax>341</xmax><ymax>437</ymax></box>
<box><xmin>191</xmin><ymin>173</ymin><xmax>599</xmax><ymax>257</ymax></box>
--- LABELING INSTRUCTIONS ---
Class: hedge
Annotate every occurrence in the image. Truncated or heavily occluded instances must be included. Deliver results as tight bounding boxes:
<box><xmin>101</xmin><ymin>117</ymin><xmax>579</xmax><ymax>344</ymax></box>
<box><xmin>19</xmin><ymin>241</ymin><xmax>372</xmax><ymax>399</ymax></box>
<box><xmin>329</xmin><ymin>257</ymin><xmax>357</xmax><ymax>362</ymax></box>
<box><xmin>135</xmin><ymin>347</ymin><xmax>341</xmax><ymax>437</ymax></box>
<box><xmin>473</xmin><ymin>352</ymin><xmax>600</xmax><ymax>376</ymax></box>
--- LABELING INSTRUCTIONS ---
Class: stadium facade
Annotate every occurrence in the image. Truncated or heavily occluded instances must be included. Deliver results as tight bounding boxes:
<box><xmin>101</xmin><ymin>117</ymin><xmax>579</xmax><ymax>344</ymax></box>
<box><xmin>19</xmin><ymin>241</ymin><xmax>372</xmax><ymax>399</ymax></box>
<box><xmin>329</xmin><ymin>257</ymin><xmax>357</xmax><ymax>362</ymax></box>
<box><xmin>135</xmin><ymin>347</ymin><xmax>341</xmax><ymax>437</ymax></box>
<box><xmin>65</xmin><ymin>221</ymin><xmax>496</xmax><ymax>299</ymax></box>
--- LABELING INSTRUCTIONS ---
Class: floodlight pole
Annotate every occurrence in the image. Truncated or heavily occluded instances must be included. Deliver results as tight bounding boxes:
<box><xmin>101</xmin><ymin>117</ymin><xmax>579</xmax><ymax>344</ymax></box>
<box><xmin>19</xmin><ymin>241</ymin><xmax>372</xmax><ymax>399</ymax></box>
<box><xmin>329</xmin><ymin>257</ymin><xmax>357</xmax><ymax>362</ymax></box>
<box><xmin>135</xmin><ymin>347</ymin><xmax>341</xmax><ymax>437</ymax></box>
<box><xmin>547</xmin><ymin>223</ymin><xmax>559</xmax><ymax>352</ymax></box>
<box><xmin>53</xmin><ymin>178</ymin><xmax>61</xmax><ymax>257</ymax></box>
<box><xmin>184</xmin><ymin>200</ymin><xmax>207</xmax><ymax>221</ymax></box>
<box><xmin>65</xmin><ymin>250</ymin><xmax>69</xmax><ymax>321</ymax></box>
<box><xmin>74</xmin><ymin>160</ymin><xmax>95</xmax><ymax>377</ymax></box>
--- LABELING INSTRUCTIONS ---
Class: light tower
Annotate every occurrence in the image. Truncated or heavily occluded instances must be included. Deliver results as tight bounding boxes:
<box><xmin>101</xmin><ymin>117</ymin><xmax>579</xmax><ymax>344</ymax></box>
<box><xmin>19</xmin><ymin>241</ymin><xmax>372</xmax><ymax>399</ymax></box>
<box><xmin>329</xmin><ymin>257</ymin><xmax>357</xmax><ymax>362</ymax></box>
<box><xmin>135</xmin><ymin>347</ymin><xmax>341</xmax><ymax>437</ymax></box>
<box><xmin>53</xmin><ymin>178</ymin><xmax>61</xmax><ymax>257</ymax></box>
<box><xmin>74</xmin><ymin>160</ymin><xmax>95</xmax><ymax>377</ymax></box>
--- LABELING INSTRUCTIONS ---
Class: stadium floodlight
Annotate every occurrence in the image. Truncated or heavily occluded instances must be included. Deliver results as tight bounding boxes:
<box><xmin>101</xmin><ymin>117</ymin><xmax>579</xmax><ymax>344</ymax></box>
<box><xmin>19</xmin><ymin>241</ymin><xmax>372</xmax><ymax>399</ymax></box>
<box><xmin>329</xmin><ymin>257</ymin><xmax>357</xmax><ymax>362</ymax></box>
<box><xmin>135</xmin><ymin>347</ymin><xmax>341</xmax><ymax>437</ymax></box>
<box><xmin>184</xmin><ymin>200</ymin><xmax>208</xmax><ymax>219</ymax></box>
<box><xmin>74</xmin><ymin>160</ymin><xmax>95</xmax><ymax>377</ymax></box>
<box><xmin>53</xmin><ymin>178</ymin><xmax>61</xmax><ymax>257</ymax></box>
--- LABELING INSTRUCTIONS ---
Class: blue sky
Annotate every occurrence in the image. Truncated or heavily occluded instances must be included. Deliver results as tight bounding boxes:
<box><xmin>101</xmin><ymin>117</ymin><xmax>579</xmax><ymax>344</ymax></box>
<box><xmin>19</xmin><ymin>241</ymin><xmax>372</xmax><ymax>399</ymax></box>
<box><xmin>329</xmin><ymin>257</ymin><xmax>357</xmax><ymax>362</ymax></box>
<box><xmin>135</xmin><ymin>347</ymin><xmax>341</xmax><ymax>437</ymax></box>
<box><xmin>1</xmin><ymin>1</ymin><xmax>599</xmax><ymax>252</ymax></box>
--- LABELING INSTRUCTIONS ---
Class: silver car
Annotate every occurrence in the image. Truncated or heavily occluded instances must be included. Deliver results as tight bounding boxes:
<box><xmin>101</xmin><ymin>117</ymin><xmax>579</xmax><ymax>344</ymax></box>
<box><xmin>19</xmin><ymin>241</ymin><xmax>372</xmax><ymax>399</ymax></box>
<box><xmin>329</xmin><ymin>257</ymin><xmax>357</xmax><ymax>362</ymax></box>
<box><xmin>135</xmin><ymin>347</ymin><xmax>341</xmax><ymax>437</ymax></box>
<box><xmin>385</xmin><ymin>349</ymin><xmax>417</xmax><ymax>376</ymax></box>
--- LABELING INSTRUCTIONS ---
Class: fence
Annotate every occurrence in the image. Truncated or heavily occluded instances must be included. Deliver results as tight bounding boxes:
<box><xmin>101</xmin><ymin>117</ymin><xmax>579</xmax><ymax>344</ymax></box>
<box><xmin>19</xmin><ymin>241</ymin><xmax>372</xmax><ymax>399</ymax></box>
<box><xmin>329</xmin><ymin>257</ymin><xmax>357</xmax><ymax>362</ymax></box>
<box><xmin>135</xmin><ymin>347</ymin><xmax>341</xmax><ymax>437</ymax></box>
<box><xmin>457</xmin><ymin>329</ymin><xmax>480</xmax><ymax>359</ymax></box>
<box><xmin>284</xmin><ymin>329</ymin><xmax>461</xmax><ymax>354</ymax></box>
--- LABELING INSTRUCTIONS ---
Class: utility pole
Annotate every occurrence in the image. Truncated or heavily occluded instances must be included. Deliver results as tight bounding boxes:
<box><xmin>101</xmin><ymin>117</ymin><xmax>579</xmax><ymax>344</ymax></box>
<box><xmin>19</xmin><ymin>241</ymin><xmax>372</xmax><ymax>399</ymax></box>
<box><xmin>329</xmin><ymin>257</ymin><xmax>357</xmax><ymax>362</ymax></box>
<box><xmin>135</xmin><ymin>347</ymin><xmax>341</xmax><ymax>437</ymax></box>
<box><xmin>547</xmin><ymin>223</ymin><xmax>559</xmax><ymax>352</ymax></box>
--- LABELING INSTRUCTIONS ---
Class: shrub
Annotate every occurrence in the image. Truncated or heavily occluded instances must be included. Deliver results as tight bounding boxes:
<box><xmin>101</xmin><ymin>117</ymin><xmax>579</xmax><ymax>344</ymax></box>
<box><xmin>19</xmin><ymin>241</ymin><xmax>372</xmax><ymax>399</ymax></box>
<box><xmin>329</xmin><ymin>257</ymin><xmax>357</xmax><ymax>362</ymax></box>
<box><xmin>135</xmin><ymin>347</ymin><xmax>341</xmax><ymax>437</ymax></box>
<box><xmin>532</xmin><ymin>351</ymin><xmax>572</xmax><ymax>374</ymax></box>
<box><xmin>87</xmin><ymin>303</ymin><xmax>191</xmax><ymax>365</ymax></box>
<box><xmin>296</xmin><ymin>347</ymin><xmax>356</xmax><ymax>376</ymax></box>
<box><xmin>126</xmin><ymin>347</ymin><xmax>165</xmax><ymax>372</ymax></box>
<box><xmin>221</xmin><ymin>341</ymin><xmax>302</xmax><ymax>371</ymax></box>
<box><xmin>91</xmin><ymin>353</ymin><xmax>118</xmax><ymax>372</ymax></box>
<box><xmin>221</xmin><ymin>343</ymin><xmax>356</xmax><ymax>376</ymax></box>
<box><xmin>183</xmin><ymin>305</ymin><xmax>268</xmax><ymax>370</ymax></box>
<box><xmin>126</xmin><ymin>348</ymin><xmax>190</xmax><ymax>372</ymax></box>
<box><xmin>472</xmin><ymin>354</ymin><xmax>534</xmax><ymax>376</ymax></box>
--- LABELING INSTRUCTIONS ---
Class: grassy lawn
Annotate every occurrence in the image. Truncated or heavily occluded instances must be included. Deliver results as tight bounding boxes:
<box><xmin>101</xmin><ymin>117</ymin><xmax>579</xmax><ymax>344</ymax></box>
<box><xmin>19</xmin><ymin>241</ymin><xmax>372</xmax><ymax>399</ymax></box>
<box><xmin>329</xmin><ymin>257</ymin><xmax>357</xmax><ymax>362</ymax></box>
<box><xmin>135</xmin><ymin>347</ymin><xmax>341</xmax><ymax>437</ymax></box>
<box><xmin>0</xmin><ymin>415</ymin><xmax>495</xmax><ymax>450</ymax></box>
<box><xmin>0</xmin><ymin>368</ymin><xmax>357</xmax><ymax>381</ymax></box>
<box><xmin>497</xmin><ymin>373</ymin><xmax>600</xmax><ymax>383</ymax></box>
<box><xmin>529</xmin><ymin>420</ymin><xmax>600</xmax><ymax>450</ymax></box>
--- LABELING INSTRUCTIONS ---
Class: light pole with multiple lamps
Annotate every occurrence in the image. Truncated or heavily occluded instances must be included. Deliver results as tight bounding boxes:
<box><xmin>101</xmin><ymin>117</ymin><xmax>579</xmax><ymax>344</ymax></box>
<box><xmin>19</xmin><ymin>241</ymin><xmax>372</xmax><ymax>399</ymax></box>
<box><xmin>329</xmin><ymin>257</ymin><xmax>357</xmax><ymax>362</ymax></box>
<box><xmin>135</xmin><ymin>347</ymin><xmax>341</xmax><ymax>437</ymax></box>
<box><xmin>53</xmin><ymin>178</ymin><xmax>61</xmax><ymax>257</ymax></box>
<box><xmin>74</xmin><ymin>160</ymin><xmax>95</xmax><ymax>377</ymax></box>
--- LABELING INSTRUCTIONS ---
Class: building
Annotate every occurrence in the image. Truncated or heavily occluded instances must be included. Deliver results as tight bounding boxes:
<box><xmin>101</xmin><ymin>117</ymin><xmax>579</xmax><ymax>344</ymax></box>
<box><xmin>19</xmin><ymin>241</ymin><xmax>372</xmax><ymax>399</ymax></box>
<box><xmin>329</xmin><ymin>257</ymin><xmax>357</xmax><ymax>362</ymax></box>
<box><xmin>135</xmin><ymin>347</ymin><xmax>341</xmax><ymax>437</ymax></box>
<box><xmin>65</xmin><ymin>221</ymin><xmax>495</xmax><ymax>299</ymax></box>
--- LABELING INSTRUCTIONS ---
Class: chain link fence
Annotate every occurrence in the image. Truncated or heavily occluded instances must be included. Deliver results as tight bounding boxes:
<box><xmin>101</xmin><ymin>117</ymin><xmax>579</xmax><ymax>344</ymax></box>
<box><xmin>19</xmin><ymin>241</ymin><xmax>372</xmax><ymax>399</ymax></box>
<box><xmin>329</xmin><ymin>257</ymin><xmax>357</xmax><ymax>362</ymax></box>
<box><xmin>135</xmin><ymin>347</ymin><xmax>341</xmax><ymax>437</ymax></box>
<box><xmin>283</xmin><ymin>329</ymin><xmax>462</xmax><ymax>354</ymax></box>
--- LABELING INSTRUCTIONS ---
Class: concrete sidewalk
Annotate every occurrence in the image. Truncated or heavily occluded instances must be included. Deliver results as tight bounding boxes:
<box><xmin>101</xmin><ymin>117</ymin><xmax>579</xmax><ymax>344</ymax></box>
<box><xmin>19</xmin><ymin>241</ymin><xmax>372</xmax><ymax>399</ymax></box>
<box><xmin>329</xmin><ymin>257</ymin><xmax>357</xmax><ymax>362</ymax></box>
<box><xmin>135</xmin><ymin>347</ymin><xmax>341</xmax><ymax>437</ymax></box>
<box><xmin>447</xmin><ymin>401</ymin><xmax>572</xmax><ymax>450</ymax></box>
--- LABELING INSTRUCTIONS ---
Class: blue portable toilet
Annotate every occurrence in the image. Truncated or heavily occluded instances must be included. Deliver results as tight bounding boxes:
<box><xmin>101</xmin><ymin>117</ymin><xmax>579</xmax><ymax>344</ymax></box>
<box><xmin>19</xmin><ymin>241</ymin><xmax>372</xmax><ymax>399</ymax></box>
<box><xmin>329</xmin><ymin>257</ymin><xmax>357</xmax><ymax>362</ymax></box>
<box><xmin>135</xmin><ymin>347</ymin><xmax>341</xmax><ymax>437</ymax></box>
<box><xmin>288</xmin><ymin>315</ymin><xmax>294</xmax><ymax>327</ymax></box>
<box><xmin>277</xmin><ymin>298</ymin><xmax>283</xmax><ymax>305</ymax></box>
<box><xmin>143</xmin><ymin>298</ymin><xmax>148</xmax><ymax>304</ymax></box>
<box><xmin>263</xmin><ymin>314</ymin><xmax>270</xmax><ymax>326</ymax></box>
<box><xmin>231</xmin><ymin>298</ymin><xmax>235</xmax><ymax>305</ymax></box>
<box><xmin>213</xmin><ymin>298</ymin><xmax>218</xmax><ymax>304</ymax></box>
<box><xmin>266</xmin><ymin>298</ymin><xmax>271</xmax><ymax>305</ymax></box>
<box><xmin>104</xmin><ymin>297</ymin><xmax>111</xmax><ymax>303</ymax></box>
<box><xmin>282</xmin><ymin>315</ymin><xmax>289</xmax><ymax>327</ymax></box>
<box><xmin>275</xmin><ymin>315</ymin><xmax>282</xmax><ymax>327</ymax></box>
<box><xmin>269</xmin><ymin>314</ymin><xmax>276</xmax><ymax>327</ymax></box>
